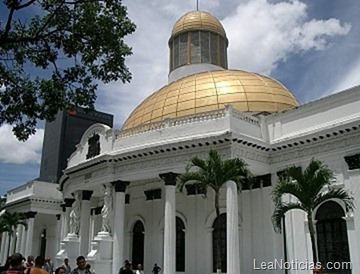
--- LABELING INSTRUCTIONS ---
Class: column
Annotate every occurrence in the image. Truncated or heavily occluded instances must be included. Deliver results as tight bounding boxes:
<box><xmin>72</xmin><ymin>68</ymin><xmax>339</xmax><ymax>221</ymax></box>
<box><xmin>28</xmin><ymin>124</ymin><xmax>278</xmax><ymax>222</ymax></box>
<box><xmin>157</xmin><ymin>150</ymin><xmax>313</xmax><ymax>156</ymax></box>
<box><xmin>19</xmin><ymin>224</ymin><xmax>26</xmax><ymax>255</ymax></box>
<box><xmin>15</xmin><ymin>225</ymin><xmax>21</xmax><ymax>252</ymax></box>
<box><xmin>25</xmin><ymin>211</ymin><xmax>37</xmax><ymax>257</ymax></box>
<box><xmin>0</xmin><ymin>232</ymin><xmax>7</xmax><ymax>263</ymax></box>
<box><xmin>9</xmin><ymin>232</ymin><xmax>16</xmax><ymax>255</ymax></box>
<box><xmin>63</xmin><ymin>198</ymin><xmax>75</xmax><ymax>238</ymax></box>
<box><xmin>79</xmin><ymin>190</ymin><xmax>93</xmax><ymax>255</ymax></box>
<box><xmin>3</xmin><ymin>233</ymin><xmax>9</xmax><ymax>260</ymax></box>
<box><xmin>226</xmin><ymin>180</ymin><xmax>240</xmax><ymax>274</ymax></box>
<box><xmin>159</xmin><ymin>172</ymin><xmax>178</xmax><ymax>274</ymax></box>
<box><xmin>56</xmin><ymin>214</ymin><xmax>61</xmax><ymax>251</ymax></box>
<box><xmin>112</xmin><ymin>180</ymin><xmax>129</xmax><ymax>274</ymax></box>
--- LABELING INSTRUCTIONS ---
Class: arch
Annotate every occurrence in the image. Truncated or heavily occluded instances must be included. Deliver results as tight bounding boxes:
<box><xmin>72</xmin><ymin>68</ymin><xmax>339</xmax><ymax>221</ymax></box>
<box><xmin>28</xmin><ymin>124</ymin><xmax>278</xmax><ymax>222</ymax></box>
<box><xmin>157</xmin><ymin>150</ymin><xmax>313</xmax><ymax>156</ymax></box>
<box><xmin>205</xmin><ymin>208</ymin><xmax>226</xmax><ymax>230</ymax></box>
<box><xmin>315</xmin><ymin>201</ymin><xmax>351</xmax><ymax>273</ymax></box>
<box><xmin>158</xmin><ymin>211</ymin><xmax>188</xmax><ymax>231</ymax></box>
<box><xmin>132</xmin><ymin>220</ymin><xmax>145</xmax><ymax>270</ymax></box>
<box><xmin>212</xmin><ymin>213</ymin><xmax>226</xmax><ymax>273</ymax></box>
<box><xmin>127</xmin><ymin>215</ymin><xmax>146</xmax><ymax>233</ymax></box>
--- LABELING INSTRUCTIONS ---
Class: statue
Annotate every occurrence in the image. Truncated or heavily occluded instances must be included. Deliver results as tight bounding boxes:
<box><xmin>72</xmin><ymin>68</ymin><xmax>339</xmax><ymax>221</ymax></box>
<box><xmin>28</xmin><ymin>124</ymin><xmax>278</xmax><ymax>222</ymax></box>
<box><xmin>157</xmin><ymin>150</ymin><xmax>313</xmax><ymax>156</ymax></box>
<box><xmin>101</xmin><ymin>184</ymin><xmax>113</xmax><ymax>233</ymax></box>
<box><xmin>69</xmin><ymin>192</ymin><xmax>81</xmax><ymax>235</ymax></box>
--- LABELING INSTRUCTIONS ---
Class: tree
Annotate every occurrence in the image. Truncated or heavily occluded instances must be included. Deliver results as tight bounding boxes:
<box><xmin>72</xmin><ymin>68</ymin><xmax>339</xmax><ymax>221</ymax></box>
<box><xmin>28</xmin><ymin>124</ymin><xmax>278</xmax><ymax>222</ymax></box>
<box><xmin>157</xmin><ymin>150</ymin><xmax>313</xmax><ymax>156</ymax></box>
<box><xmin>0</xmin><ymin>0</ymin><xmax>136</xmax><ymax>140</ymax></box>
<box><xmin>178</xmin><ymin>149</ymin><xmax>251</xmax><ymax>274</ymax></box>
<box><xmin>0</xmin><ymin>211</ymin><xmax>28</xmax><ymax>256</ymax></box>
<box><xmin>272</xmin><ymin>159</ymin><xmax>354</xmax><ymax>264</ymax></box>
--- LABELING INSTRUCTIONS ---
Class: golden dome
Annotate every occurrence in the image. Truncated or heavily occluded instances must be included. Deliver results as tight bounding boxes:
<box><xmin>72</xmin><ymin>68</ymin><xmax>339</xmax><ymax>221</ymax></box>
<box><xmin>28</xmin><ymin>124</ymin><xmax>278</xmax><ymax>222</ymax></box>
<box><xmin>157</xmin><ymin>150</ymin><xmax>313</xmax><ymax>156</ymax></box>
<box><xmin>171</xmin><ymin>11</ymin><xmax>226</xmax><ymax>39</ymax></box>
<box><xmin>122</xmin><ymin>70</ymin><xmax>298</xmax><ymax>130</ymax></box>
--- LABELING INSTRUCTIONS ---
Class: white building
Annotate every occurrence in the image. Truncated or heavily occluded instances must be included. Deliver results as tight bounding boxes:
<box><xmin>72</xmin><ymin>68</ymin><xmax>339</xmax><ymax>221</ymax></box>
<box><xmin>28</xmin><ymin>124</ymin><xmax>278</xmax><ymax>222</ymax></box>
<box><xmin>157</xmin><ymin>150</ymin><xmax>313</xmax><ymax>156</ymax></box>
<box><xmin>1</xmin><ymin>10</ymin><xmax>360</xmax><ymax>274</ymax></box>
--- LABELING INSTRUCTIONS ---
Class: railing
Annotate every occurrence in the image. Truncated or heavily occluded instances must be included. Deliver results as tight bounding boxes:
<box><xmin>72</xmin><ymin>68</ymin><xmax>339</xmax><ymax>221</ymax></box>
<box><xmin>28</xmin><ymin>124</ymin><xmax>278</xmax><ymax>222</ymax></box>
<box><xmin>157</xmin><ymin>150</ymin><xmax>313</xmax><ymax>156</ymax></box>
<box><xmin>117</xmin><ymin>106</ymin><xmax>260</xmax><ymax>138</ymax></box>
<box><xmin>232</xmin><ymin>108</ymin><xmax>260</xmax><ymax>125</ymax></box>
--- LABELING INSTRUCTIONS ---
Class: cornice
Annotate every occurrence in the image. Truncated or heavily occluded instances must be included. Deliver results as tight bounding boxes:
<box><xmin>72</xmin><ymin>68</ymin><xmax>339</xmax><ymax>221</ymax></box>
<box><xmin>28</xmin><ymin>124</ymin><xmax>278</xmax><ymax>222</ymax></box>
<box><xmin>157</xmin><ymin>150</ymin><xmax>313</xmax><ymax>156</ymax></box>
<box><xmin>270</xmin><ymin>130</ymin><xmax>360</xmax><ymax>164</ymax></box>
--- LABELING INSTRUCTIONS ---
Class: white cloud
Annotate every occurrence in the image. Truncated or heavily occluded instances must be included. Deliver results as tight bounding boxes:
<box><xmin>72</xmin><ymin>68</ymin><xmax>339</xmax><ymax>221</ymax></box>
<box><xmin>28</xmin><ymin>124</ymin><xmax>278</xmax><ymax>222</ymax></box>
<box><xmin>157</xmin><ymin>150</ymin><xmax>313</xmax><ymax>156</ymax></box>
<box><xmin>332</xmin><ymin>57</ymin><xmax>360</xmax><ymax>93</ymax></box>
<box><xmin>0</xmin><ymin>124</ymin><xmax>44</xmax><ymax>164</ymax></box>
<box><xmin>222</xmin><ymin>0</ymin><xmax>351</xmax><ymax>74</ymax></box>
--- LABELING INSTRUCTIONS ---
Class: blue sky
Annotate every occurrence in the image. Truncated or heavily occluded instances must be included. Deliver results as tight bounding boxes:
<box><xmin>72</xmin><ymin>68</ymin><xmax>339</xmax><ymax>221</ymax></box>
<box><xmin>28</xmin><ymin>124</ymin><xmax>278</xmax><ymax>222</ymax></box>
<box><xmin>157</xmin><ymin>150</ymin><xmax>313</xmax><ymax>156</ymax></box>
<box><xmin>0</xmin><ymin>0</ymin><xmax>359</xmax><ymax>195</ymax></box>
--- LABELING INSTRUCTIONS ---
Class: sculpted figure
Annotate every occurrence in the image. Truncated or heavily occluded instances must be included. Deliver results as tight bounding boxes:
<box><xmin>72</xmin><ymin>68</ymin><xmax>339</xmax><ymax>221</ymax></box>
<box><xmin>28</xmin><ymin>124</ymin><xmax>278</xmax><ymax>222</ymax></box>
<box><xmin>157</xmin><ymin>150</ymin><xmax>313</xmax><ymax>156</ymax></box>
<box><xmin>101</xmin><ymin>184</ymin><xmax>113</xmax><ymax>233</ymax></box>
<box><xmin>69</xmin><ymin>192</ymin><xmax>81</xmax><ymax>235</ymax></box>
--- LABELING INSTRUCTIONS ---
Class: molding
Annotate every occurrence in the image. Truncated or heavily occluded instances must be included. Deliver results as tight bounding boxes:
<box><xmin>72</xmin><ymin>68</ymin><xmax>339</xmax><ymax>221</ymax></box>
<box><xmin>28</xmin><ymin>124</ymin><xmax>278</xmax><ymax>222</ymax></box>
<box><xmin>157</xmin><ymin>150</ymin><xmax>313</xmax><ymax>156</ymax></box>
<box><xmin>271</xmin><ymin>132</ymin><xmax>360</xmax><ymax>164</ymax></box>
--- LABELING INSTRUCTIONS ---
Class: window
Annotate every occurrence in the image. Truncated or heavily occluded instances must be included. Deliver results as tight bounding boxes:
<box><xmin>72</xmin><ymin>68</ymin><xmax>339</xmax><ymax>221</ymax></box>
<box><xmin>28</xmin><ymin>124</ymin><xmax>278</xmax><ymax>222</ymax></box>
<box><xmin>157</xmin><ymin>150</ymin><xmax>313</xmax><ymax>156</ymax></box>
<box><xmin>212</xmin><ymin>213</ymin><xmax>226</xmax><ymax>273</ymax></box>
<box><xmin>190</xmin><ymin>32</ymin><xmax>200</xmax><ymax>64</ymax></box>
<box><xmin>179</xmin><ymin>33</ymin><xmax>188</xmax><ymax>66</ymax></box>
<box><xmin>316</xmin><ymin>201</ymin><xmax>351</xmax><ymax>274</ymax></box>
<box><xmin>176</xmin><ymin>217</ymin><xmax>185</xmax><ymax>271</ymax></box>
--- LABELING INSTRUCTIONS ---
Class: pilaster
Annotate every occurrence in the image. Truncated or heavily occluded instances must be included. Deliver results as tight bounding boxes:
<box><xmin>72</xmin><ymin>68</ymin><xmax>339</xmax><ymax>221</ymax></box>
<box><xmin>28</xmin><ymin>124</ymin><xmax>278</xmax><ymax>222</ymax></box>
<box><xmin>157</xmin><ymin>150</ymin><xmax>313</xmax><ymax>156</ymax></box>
<box><xmin>80</xmin><ymin>190</ymin><xmax>93</xmax><ymax>255</ymax></box>
<box><xmin>111</xmin><ymin>180</ymin><xmax>129</xmax><ymax>274</ymax></box>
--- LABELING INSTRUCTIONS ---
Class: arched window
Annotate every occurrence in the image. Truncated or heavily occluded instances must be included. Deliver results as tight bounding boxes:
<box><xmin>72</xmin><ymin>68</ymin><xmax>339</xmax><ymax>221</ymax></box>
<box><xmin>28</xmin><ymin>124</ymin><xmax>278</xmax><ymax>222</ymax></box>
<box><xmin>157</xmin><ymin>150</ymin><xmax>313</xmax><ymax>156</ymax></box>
<box><xmin>176</xmin><ymin>217</ymin><xmax>185</xmax><ymax>272</ymax></box>
<box><xmin>316</xmin><ymin>201</ymin><xmax>351</xmax><ymax>273</ymax></box>
<box><xmin>132</xmin><ymin>221</ymin><xmax>145</xmax><ymax>270</ymax></box>
<box><xmin>212</xmin><ymin>213</ymin><xmax>226</xmax><ymax>273</ymax></box>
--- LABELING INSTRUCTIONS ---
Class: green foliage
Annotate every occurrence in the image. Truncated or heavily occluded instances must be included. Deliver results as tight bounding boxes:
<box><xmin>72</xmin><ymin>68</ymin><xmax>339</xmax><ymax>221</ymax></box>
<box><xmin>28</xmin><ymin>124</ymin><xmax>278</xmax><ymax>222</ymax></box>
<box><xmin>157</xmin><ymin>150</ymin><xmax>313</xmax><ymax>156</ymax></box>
<box><xmin>0</xmin><ymin>211</ymin><xmax>28</xmax><ymax>235</ymax></box>
<box><xmin>178</xmin><ymin>149</ymin><xmax>251</xmax><ymax>272</ymax></box>
<box><xmin>271</xmin><ymin>159</ymin><xmax>354</xmax><ymax>232</ymax></box>
<box><xmin>178</xmin><ymin>149</ymin><xmax>252</xmax><ymax>196</ymax></box>
<box><xmin>0</xmin><ymin>0</ymin><xmax>136</xmax><ymax>140</ymax></box>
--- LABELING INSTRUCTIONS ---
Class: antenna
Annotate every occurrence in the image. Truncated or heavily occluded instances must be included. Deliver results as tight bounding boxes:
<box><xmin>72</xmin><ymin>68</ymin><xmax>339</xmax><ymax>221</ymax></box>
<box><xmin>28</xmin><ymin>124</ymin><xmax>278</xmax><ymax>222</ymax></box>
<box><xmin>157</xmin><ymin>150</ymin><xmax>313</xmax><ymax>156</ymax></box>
<box><xmin>196</xmin><ymin>0</ymin><xmax>199</xmax><ymax>11</ymax></box>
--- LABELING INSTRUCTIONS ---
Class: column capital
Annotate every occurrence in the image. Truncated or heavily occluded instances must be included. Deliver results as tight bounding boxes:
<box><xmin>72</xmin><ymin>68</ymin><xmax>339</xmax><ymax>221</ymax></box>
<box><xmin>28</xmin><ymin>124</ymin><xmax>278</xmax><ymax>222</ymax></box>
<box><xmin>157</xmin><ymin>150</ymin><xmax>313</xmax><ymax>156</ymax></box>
<box><xmin>159</xmin><ymin>172</ymin><xmax>179</xmax><ymax>186</ymax></box>
<box><xmin>26</xmin><ymin>211</ymin><xmax>37</xmax><ymax>219</ymax></box>
<box><xmin>81</xmin><ymin>190</ymin><xmax>93</xmax><ymax>201</ymax></box>
<box><xmin>112</xmin><ymin>180</ymin><xmax>130</xmax><ymax>192</ymax></box>
<box><xmin>64</xmin><ymin>198</ymin><xmax>75</xmax><ymax>207</ymax></box>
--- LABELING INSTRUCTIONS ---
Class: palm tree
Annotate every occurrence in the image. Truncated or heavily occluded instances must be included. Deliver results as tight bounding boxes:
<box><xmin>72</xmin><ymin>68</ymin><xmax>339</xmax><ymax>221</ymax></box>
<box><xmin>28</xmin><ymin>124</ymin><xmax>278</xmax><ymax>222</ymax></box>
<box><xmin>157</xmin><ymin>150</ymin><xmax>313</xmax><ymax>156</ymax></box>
<box><xmin>272</xmin><ymin>159</ymin><xmax>354</xmax><ymax>264</ymax></box>
<box><xmin>178</xmin><ymin>149</ymin><xmax>251</xmax><ymax>274</ymax></box>
<box><xmin>0</xmin><ymin>211</ymin><xmax>28</xmax><ymax>256</ymax></box>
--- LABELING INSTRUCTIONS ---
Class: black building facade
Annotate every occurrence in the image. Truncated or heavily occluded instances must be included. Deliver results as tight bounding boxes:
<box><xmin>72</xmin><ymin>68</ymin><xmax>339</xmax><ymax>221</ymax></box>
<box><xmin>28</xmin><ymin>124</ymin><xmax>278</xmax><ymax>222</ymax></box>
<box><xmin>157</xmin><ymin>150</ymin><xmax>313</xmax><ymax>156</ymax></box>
<box><xmin>39</xmin><ymin>108</ymin><xmax>113</xmax><ymax>183</ymax></box>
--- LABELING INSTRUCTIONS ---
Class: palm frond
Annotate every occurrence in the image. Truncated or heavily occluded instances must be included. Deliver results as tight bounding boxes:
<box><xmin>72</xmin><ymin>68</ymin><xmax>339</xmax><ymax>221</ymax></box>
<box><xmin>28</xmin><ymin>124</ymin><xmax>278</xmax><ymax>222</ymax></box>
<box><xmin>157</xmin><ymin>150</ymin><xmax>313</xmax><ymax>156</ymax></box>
<box><xmin>272</xmin><ymin>180</ymin><xmax>302</xmax><ymax>206</ymax></box>
<box><xmin>272</xmin><ymin>202</ymin><xmax>304</xmax><ymax>232</ymax></box>
<box><xmin>177</xmin><ymin>172</ymin><xmax>205</xmax><ymax>192</ymax></box>
<box><xmin>314</xmin><ymin>187</ymin><xmax>355</xmax><ymax>213</ymax></box>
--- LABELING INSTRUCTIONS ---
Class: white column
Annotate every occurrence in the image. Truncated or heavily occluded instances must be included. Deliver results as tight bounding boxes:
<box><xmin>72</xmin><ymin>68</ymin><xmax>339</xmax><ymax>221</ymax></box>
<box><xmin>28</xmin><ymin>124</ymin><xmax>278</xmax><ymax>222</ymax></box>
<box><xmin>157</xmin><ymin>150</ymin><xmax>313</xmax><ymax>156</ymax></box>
<box><xmin>56</xmin><ymin>214</ymin><xmax>61</xmax><ymax>251</ymax></box>
<box><xmin>79</xmin><ymin>191</ymin><xmax>93</xmax><ymax>255</ymax></box>
<box><xmin>19</xmin><ymin>225</ymin><xmax>26</xmax><ymax>255</ymax></box>
<box><xmin>15</xmin><ymin>225</ymin><xmax>21</xmax><ymax>252</ymax></box>
<box><xmin>25</xmin><ymin>212</ymin><xmax>37</xmax><ymax>257</ymax></box>
<box><xmin>3</xmin><ymin>233</ymin><xmax>9</xmax><ymax>259</ymax></box>
<box><xmin>160</xmin><ymin>172</ymin><xmax>177</xmax><ymax>274</ymax></box>
<box><xmin>112</xmin><ymin>181</ymin><xmax>128</xmax><ymax>274</ymax></box>
<box><xmin>9</xmin><ymin>232</ymin><xmax>16</xmax><ymax>255</ymax></box>
<box><xmin>226</xmin><ymin>180</ymin><xmax>240</xmax><ymax>274</ymax></box>
<box><xmin>0</xmin><ymin>232</ymin><xmax>7</xmax><ymax>263</ymax></box>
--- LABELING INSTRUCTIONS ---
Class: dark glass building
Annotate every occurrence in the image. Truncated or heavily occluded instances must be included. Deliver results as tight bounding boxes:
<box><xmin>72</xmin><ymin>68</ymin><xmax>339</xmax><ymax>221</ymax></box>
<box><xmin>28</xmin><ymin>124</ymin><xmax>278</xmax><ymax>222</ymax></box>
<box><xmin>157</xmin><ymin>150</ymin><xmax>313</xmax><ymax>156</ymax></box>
<box><xmin>39</xmin><ymin>108</ymin><xmax>113</xmax><ymax>183</ymax></box>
